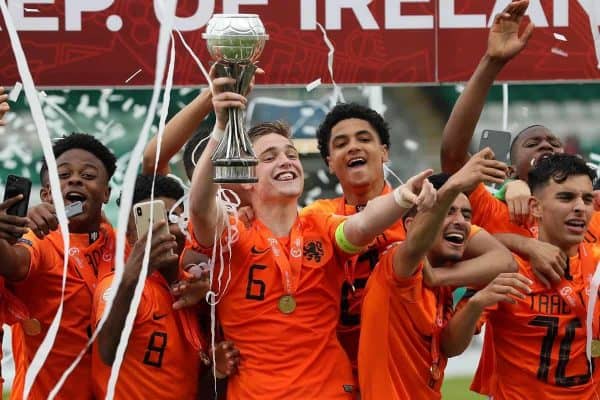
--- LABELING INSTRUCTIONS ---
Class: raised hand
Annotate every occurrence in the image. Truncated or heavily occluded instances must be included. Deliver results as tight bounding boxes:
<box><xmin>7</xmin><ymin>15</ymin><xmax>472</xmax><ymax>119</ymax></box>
<box><xmin>210</xmin><ymin>67</ymin><xmax>248</xmax><ymax>131</ymax></box>
<box><xmin>171</xmin><ymin>267</ymin><xmax>210</xmax><ymax>310</ymax></box>
<box><xmin>394</xmin><ymin>169</ymin><xmax>436</xmax><ymax>211</ymax></box>
<box><xmin>525</xmin><ymin>239</ymin><xmax>567</xmax><ymax>288</ymax></box>
<box><xmin>0</xmin><ymin>195</ymin><xmax>29</xmax><ymax>244</ymax></box>
<box><xmin>487</xmin><ymin>0</ymin><xmax>535</xmax><ymax>63</ymax></box>
<box><xmin>449</xmin><ymin>147</ymin><xmax>507</xmax><ymax>193</ymax></box>
<box><xmin>126</xmin><ymin>221</ymin><xmax>179</xmax><ymax>278</ymax></box>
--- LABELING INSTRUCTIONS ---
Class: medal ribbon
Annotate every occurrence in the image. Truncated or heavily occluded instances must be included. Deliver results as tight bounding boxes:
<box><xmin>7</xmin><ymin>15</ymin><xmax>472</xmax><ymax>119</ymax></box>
<box><xmin>554</xmin><ymin>244</ymin><xmax>596</xmax><ymax>327</ymax></box>
<box><xmin>258</xmin><ymin>219</ymin><xmax>303</xmax><ymax>297</ymax></box>
<box><xmin>429</xmin><ymin>289</ymin><xmax>446</xmax><ymax>386</ymax></box>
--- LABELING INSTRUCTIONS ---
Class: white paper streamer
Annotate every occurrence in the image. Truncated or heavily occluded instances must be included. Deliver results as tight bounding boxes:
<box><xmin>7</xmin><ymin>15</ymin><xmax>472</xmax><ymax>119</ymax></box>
<box><xmin>124</xmin><ymin>68</ymin><xmax>142</xmax><ymax>84</ymax></box>
<box><xmin>585</xmin><ymin>256</ymin><xmax>600</xmax><ymax>368</ymax></box>
<box><xmin>8</xmin><ymin>82</ymin><xmax>22</xmax><ymax>102</ymax></box>
<box><xmin>0</xmin><ymin>3</ymin><xmax>72</xmax><ymax>398</ymax></box>
<box><xmin>306</xmin><ymin>78</ymin><xmax>322</xmax><ymax>92</ymax></box>
<box><xmin>551</xmin><ymin>47</ymin><xmax>568</xmax><ymax>58</ymax></box>
<box><xmin>175</xmin><ymin>30</ymin><xmax>212</xmax><ymax>88</ymax></box>
<box><xmin>316</xmin><ymin>22</ymin><xmax>345</xmax><ymax>107</ymax></box>
<box><xmin>502</xmin><ymin>83</ymin><xmax>508</xmax><ymax>131</ymax></box>
<box><xmin>105</xmin><ymin>13</ymin><xmax>177</xmax><ymax>400</ymax></box>
<box><xmin>553</xmin><ymin>32</ymin><xmax>567</xmax><ymax>42</ymax></box>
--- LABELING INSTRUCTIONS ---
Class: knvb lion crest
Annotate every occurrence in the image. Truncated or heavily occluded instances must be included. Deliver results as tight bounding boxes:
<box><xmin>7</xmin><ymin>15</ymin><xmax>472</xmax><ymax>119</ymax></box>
<box><xmin>304</xmin><ymin>240</ymin><xmax>324</xmax><ymax>263</ymax></box>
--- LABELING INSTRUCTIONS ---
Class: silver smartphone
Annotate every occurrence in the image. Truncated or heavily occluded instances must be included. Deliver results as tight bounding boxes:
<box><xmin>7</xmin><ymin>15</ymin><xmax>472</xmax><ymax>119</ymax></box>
<box><xmin>133</xmin><ymin>200</ymin><xmax>172</xmax><ymax>253</ymax></box>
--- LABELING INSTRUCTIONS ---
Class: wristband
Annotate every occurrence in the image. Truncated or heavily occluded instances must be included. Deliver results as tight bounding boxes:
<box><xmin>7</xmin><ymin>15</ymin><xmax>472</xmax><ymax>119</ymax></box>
<box><xmin>335</xmin><ymin>222</ymin><xmax>363</xmax><ymax>254</ymax></box>
<box><xmin>393</xmin><ymin>185</ymin><xmax>415</xmax><ymax>209</ymax></box>
<box><xmin>211</xmin><ymin>126</ymin><xmax>226</xmax><ymax>142</ymax></box>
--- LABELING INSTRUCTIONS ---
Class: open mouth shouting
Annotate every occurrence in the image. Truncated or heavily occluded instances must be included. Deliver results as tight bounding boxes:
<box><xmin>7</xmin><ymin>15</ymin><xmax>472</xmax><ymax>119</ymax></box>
<box><xmin>530</xmin><ymin>152</ymin><xmax>554</xmax><ymax>167</ymax></box>
<box><xmin>346</xmin><ymin>157</ymin><xmax>367</xmax><ymax>169</ymax></box>
<box><xmin>565</xmin><ymin>218</ymin><xmax>586</xmax><ymax>235</ymax></box>
<box><xmin>64</xmin><ymin>191</ymin><xmax>87</xmax><ymax>205</ymax></box>
<box><xmin>443</xmin><ymin>230</ymin><xmax>467</xmax><ymax>248</ymax></box>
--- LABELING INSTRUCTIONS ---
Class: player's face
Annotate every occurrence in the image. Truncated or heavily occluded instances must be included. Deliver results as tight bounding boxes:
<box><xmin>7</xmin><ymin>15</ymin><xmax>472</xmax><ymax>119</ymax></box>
<box><xmin>532</xmin><ymin>175</ymin><xmax>594</xmax><ymax>251</ymax></box>
<box><xmin>327</xmin><ymin>118</ymin><xmax>388</xmax><ymax>191</ymax></box>
<box><xmin>50</xmin><ymin>148</ymin><xmax>110</xmax><ymax>232</ymax></box>
<box><xmin>431</xmin><ymin>194</ymin><xmax>472</xmax><ymax>263</ymax></box>
<box><xmin>512</xmin><ymin>127</ymin><xmax>563</xmax><ymax>181</ymax></box>
<box><xmin>252</xmin><ymin>133</ymin><xmax>304</xmax><ymax>202</ymax></box>
<box><xmin>161</xmin><ymin>196</ymin><xmax>185</xmax><ymax>256</ymax></box>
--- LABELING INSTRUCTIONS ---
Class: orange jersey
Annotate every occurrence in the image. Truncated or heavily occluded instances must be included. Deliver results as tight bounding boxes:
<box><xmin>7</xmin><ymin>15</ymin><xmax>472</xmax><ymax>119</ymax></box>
<box><xmin>358</xmin><ymin>244</ymin><xmax>454</xmax><ymax>400</ymax></box>
<box><xmin>475</xmin><ymin>245</ymin><xmax>600</xmax><ymax>399</ymax></box>
<box><xmin>302</xmin><ymin>187</ymin><xmax>406</xmax><ymax>372</ymax></box>
<box><xmin>10</xmin><ymin>225</ymin><xmax>116</xmax><ymax>400</ymax></box>
<box><xmin>91</xmin><ymin>272</ymin><xmax>200</xmax><ymax>400</ymax></box>
<box><xmin>188</xmin><ymin>212</ymin><xmax>355</xmax><ymax>399</ymax></box>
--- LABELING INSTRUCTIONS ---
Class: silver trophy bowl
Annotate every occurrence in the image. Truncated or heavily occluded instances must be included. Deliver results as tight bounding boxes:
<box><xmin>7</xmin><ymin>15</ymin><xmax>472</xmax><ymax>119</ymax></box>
<box><xmin>203</xmin><ymin>14</ymin><xmax>269</xmax><ymax>183</ymax></box>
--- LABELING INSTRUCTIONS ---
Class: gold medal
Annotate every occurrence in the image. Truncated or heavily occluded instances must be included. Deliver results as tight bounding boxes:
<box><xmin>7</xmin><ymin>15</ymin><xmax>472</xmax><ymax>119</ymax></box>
<box><xmin>592</xmin><ymin>340</ymin><xmax>600</xmax><ymax>358</ymax></box>
<box><xmin>278</xmin><ymin>295</ymin><xmax>296</xmax><ymax>314</ymax></box>
<box><xmin>430</xmin><ymin>363</ymin><xmax>441</xmax><ymax>381</ymax></box>
<box><xmin>22</xmin><ymin>318</ymin><xmax>41</xmax><ymax>336</ymax></box>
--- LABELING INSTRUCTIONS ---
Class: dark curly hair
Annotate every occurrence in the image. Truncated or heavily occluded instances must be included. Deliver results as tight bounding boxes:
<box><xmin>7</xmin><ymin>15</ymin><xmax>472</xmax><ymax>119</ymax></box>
<box><xmin>117</xmin><ymin>174</ymin><xmax>185</xmax><ymax>206</ymax></box>
<box><xmin>316</xmin><ymin>103</ymin><xmax>390</xmax><ymax>164</ymax></box>
<box><xmin>40</xmin><ymin>133</ymin><xmax>117</xmax><ymax>184</ymax></box>
<box><xmin>528</xmin><ymin>153</ymin><xmax>596</xmax><ymax>194</ymax></box>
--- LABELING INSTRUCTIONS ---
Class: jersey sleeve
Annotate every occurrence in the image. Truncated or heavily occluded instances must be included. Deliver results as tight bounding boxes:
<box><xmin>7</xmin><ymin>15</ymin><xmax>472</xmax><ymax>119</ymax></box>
<box><xmin>14</xmin><ymin>231</ymin><xmax>52</xmax><ymax>281</ymax></box>
<box><xmin>375</xmin><ymin>245</ymin><xmax>426</xmax><ymax>303</ymax></box>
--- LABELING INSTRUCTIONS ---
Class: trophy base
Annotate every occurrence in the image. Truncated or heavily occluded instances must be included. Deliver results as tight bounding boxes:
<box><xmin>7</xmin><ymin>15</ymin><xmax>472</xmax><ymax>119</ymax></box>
<box><xmin>213</xmin><ymin>159</ymin><xmax>258</xmax><ymax>183</ymax></box>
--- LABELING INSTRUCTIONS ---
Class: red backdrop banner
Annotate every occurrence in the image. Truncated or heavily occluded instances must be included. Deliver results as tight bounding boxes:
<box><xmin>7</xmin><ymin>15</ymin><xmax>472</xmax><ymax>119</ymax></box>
<box><xmin>0</xmin><ymin>0</ymin><xmax>598</xmax><ymax>86</ymax></box>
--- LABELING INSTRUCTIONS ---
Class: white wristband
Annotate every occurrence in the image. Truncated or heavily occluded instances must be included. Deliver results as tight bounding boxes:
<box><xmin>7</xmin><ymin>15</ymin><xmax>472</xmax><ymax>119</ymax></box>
<box><xmin>211</xmin><ymin>126</ymin><xmax>226</xmax><ymax>142</ymax></box>
<box><xmin>393</xmin><ymin>185</ymin><xmax>415</xmax><ymax>209</ymax></box>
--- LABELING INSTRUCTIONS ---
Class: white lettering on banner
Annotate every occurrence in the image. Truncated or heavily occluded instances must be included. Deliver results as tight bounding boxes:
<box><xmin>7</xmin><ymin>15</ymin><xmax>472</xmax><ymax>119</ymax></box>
<box><xmin>8</xmin><ymin>0</ymin><xmax>58</xmax><ymax>31</ymax></box>
<box><xmin>65</xmin><ymin>0</ymin><xmax>113</xmax><ymax>31</ymax></box>
<box><xmin>326</xmin><ymin>0</ymin><xmax>379</xmax><ymax>30</ymax></box>
<box><xmin>153</xmin><ymin>0</ymin><xmax>214</xmax><ymax>32</ymax></box>
<box><xmin>385</xmin><ymin>0</ymin><xmax>433</xmax><ymax>29</ymax></box>
<box><xmin>487</xmin><ymin>0</ymin><xmax>548</xmax><ymax>28</ymax></box>
<box><xmin>223</xmin><ymin>0</ymin><xmax>268</xmax><ymax>14</ymax></box>
<box><xmin>440</xmin><ymin>0</ymin><xmax>486</xmax><ymax>28</ymax></box>
<box><xmin>0</xmin><ymin>0</ymin><xmax>590</xmax><ymax>32</ymax></box>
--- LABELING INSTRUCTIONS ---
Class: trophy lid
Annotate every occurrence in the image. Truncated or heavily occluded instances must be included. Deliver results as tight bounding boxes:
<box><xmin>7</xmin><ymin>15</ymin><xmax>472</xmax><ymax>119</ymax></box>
<box><xmin>203</xmin><ymin>13</ymin><xmax>269</xmax><ymax>39</ymax></box>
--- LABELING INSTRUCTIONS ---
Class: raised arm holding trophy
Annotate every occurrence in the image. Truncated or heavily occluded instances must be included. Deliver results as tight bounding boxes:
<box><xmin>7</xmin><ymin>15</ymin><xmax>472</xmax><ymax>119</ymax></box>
<box><xmin>203</xmin><ymin>14</ymin><xmax>268</xmax><ymax>183</ymax></box>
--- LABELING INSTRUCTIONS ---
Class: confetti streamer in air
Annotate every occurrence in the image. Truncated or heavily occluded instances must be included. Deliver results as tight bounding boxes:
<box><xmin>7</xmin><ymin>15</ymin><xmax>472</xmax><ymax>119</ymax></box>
<box><xmin>8</xmin><ymin>82</ymin><xmax>22</xmax><ymax>102</ymax></box>
<box><xmin>502</xmin><ymin>83</ymin><xmax>509</xmax><ymax>131</ymax></box>
<box><xmin>105</xmin><ymin>12</ymin><xmax>178</xmax><ymax>400</ymax></box>
<box><xmin>306</xmin><ymin>78</ymin><xmax>322</xmax><ymax>92</ymax></box>
<box><xmin>316</xmin><ymin>22</ymin><xmax>345</xmax><ymax>107</ymax></box>
<box><xmin>124</xmin><ymin>68</ymin><xmax>142</xmax><ymax>83</ymax></box>
<box><xmin>403</xmin><ymin>138</ymin><xmax>419</xmax><ymax>152</ymax></box>
<box><xmin>46</xmin><ymin>2</ymin><xmax>178</xmax><ymax>399</ymax></box>
<box><xmin>0</xmin><ymin>2</ymin><xmax>72</xmax><ymax>398</ymax></box>
<box><xmin>553</xmin><ymin>33</ymin><xmax>567</xmax><ymax>42</ymax></box>
<box><xmin>175</xmin><ymin>30</ymin><xmax>212</xmax><ymax>88</ymax></box>
<box><xmin>551</xmin><ymin>47</ymin><xmax>568</xmax><ymax>57</ymax></box>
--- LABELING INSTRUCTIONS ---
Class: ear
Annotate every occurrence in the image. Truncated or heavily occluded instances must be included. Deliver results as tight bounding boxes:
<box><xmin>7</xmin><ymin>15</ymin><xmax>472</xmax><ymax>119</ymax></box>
<box><xmin>402</xmin><ymin>216</ymin><xmax>414</xmax><ymax>232</ymax></box>
<box><xmin>40</xmin><ymin>186</ymin><xmax>51</xmax><ymax>203</ymax></box>
<box><xmin>529</xmin><ymin>196</ymin><xmax>542</xmax><ymax>220</ymax></box>
<box><xmin>103</xmin><ymin>186</ymin><xmax>112</xmax><ymax>204</ymax></box>
<box><xmin>507</xmin><ymin>165</ymin><xmax>518</xmax><ymax>179</ymax></box>
<box><xmin>326</xmin><ymin>155</ymin><xmax>334</xmax><ymax>174</ymax></box>
<box><xmin>381</xmin><ymin>144</ymin><xmax>389</xmax><ymax>163</ymax></box>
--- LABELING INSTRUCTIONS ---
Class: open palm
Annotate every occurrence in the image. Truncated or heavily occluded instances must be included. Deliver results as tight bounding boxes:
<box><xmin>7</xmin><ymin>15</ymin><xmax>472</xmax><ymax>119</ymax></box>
<box><xmin>487</xmin><ymin>0</ymin><xmax>534</xmax><ymax>62</ymax></box>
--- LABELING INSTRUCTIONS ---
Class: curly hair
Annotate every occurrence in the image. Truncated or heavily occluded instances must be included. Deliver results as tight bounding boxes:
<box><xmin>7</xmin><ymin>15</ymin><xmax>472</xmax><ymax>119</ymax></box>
<box><xmin>117</xmin><ymin>174</ymin><xmax>185</xmax><ymax>206</ymax></box>
<box><xmin>40</xmin><ymin>132</ymin><xmax>117</xmax><ymax>184</ymax></box>
<box><xmin>316</xmin><ymin>103</ymin><xmax>390</xmax><ymax>163</ymax></box>
<box><xmin>528</xmin><ymin>153</ymin><xmax>595</xmax><ymax>194</ymax></box>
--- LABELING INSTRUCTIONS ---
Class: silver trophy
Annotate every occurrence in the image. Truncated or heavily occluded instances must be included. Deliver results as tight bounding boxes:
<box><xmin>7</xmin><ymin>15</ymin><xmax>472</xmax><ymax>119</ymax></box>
<box><xmin>203</xmin><ymin>14</ymin><xmax>268</xmax><ymax>183</ymax></box>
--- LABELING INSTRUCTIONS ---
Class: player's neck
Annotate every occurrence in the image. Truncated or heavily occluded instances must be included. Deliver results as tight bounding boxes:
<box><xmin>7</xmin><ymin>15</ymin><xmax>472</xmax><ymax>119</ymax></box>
<box><xmin>342</xmin><ymin>179</ymin><xmax>385</xmax><ymax>206</ymax></box>
<box><xmin>68</xmin><ymin>218</ymin><xmax>100</xmax><ymax>234</ymax></box>
<box><xmin>255</xmin><ymin>200</ymin><xmax>298</xmax><ymax>238</ymax></box>
<box><xmin>538</xmin><ymin>230</ymin><xmax>579</xmax><ymax>257</ymax></box>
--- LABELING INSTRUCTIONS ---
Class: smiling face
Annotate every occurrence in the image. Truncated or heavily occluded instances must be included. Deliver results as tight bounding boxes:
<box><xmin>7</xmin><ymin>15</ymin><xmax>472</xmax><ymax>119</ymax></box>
<box><xmin>326</xmin><ymin>118</ymin><xmax>388</xmax><ymax>192</ymax></box>
<box><xmin>249</xmin><ymin>133</ymin><xmax>304</xmax><ymax>204</ymax></box>
<box><xmin>42</xmin><ymin>148</ymin><xmax>110</xmax><ymax>233</ymax></box>
<box><xmin>511</xmin><ymin>126</ymin><xmax>563</xmax><ymax>181</ymax></box>
<box><xmin>531</xmin><ymin>174</ymin><xmax>594</xmax><ymax>253</ymax></box>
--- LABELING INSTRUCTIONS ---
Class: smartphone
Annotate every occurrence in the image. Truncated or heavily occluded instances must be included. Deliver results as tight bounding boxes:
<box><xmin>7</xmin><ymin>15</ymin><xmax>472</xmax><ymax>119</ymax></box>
<box><xmin>3</xmin><ymin>175</ymin><xmax>32</xmax><ymax>217</ymax></box>
<box><xmin>479</xmin><ymin>130</ymin><xmax>512</xmax><ymax>164</ymax></box>
<box><xmin>133</xmin><ymin>200</ymin><xmax>172</xmax><ymax>252</ymax></box>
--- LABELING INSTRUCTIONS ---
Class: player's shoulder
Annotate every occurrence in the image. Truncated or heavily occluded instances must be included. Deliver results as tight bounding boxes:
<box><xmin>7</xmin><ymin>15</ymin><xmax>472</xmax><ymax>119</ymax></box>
<box><xmin>301</xmin><ymin>197</ymin><xmax>341</xmax><ymax>216</ymax></box>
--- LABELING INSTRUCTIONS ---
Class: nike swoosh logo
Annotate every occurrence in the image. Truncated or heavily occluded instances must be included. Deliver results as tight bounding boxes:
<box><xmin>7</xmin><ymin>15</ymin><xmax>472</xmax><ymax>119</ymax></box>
<box><xmin>153</xmin><ymin>313</ymin><xmax>168</xmax><ymax>320</ymax></box>
<box><xmin>251</xmin><ymin>245</ymin><xmax>270</xmax><ymax>254</ymax></box>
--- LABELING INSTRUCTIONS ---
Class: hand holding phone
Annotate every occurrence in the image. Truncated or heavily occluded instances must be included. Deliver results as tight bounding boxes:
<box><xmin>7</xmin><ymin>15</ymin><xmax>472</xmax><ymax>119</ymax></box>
<box><xmin>133</xmin><ymin>200</ymin><xmax>173</xmax><ymax>255</ymax></box>
<box><xmin>478</xmin><ymin>129</ymin><xmax>512</xmax><ymax>164</ymax></box>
